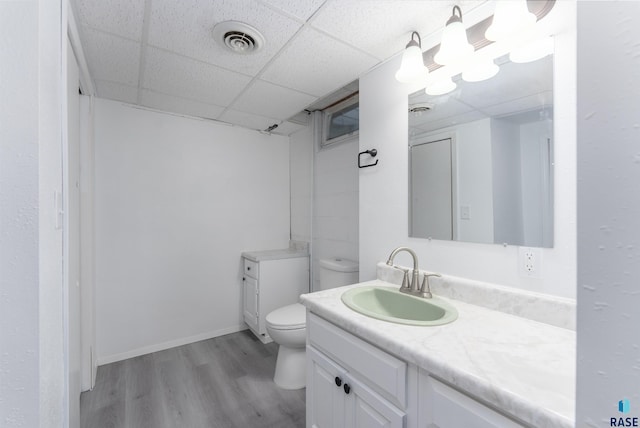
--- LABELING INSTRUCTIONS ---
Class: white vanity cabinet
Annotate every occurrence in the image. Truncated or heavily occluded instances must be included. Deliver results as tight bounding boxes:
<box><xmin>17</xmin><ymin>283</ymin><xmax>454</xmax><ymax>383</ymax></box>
<box><xmin>241</xmin><ymin>253</ymin><xmax>308</xmax><ymax>343</ymax></box>
<box><xmin>306</xmin><ymin>313</ymin><xmax>530</xmax><ymax>428</ymax></box>
<box><xmin>306</xmin><ymin>314</ymin><xmax>413</xmax><ymax>428</ymax></box>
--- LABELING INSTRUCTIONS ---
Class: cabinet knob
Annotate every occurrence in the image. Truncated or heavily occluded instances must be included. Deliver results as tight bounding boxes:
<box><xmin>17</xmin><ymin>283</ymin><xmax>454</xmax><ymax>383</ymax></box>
<box><xmin>247</xmin><ymin>266</ymin><xmax>251</xmax><ymax>270</ymax></box>
<box><xmin>343</xmin><ymin>383</ymin><xmax>351</xmax><ymax>394</ymax></box>
<box><xmin>242</xmin><ymin>277</ymin><xmax>245</xmax><ymax>281</ymax></box>
<box><xmin>334</xmin><ymin>377</ymin><xmax>342</xmax><ymax>387</ymax></box>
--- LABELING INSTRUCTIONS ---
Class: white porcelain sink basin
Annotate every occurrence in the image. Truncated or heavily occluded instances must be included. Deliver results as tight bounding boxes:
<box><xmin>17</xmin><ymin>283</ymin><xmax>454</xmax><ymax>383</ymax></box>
<box><xmin>341</xmin><ymin>286</ymin><xmax>458</xmax><ymax>326</ymax></box>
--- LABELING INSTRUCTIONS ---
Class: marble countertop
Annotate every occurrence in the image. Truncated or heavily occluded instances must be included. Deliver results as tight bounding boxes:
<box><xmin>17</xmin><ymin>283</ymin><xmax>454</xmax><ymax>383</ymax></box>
<box><xmin>241</xmin><ymin>248</ymin><xmax>308</xmax><ymax>262</ymax></box>
<box><xmin>300</xmin><ymin>280</ymin><xmax>575</xmax><ymax>428</ymax></box>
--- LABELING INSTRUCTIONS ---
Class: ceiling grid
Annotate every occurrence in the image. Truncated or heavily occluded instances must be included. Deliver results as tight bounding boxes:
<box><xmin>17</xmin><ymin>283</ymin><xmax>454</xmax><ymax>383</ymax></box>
<box><xmin>71</xmin><ymin>0</ymin><xmax>489</xmax><ymax>134</ymax></box>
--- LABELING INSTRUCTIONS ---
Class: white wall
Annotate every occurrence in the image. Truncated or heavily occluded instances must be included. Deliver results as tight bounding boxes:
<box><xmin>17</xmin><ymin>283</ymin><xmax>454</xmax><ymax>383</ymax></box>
<box><xmin>456</xmin><ymin>119</ymin><xmax>494</xmax><ymax>243</ymax></box>
<box><xmin>1</xmin><ymin>0</ymin><xmax>66</xmax><ymax>425</ymax></box>
<box><xmin>577</xmin><ymin>1</ymin><xmax>640</xmax><ymax>424</ymax></box>
<box><xmin>0</xmin><ymin>3</ymin><xmax>41</xmax><ymax>426</ymax></box>
<box><xmin>94</xmin><ymin>99</ymin><xmax>291</xmax><ymax>363</ymax></box>
<box><xmin>520</xmin><ymin>120</ymin><xmax>553</xmax><ymax>247</ymax></box>
<box><xmin>359</xmin><ymin>1</ymin><xmax>576</xmax><ymax>299</ymax></box>
<box><xmin>290</xmin><ymin>125</ymin><xmax>313</xmax><ymax>243</ymax></box>
<box><xmin>491</xmin><ymin>118</ymin><xmax>523</xmax><ymax>245</ymax></box>
<box><xmin>313</xmin><ymin>138</ymin><xmax>360</xmax><ymax>290</ymax></box>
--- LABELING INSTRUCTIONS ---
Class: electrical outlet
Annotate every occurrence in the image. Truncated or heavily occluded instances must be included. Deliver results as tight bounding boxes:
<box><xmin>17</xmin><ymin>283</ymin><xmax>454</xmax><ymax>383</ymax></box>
<box><xmin>518</xmin><ymin>247</ymin><xmax>542</xmax><ymax>278</ymax></box>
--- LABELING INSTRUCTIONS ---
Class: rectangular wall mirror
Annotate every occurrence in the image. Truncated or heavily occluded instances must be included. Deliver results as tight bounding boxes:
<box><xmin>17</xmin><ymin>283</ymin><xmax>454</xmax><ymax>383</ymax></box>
<box><xmin>408</xmin><ymin>53</ymin><xmax>554</xmax><ymax>248</ymax></box>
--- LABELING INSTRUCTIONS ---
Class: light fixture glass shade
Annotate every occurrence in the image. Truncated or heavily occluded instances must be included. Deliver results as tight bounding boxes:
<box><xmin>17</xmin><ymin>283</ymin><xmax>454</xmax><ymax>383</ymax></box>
<box><xmin>485</xmin><ymin>0</ymin><xmax>536</xmax><ymax>42</ymax></box>
<box><xmin>462</xmin><ymin>59</ymin><xmax>499</xmax><ymax>82</ymax></box>
<box><xmin>425</xmin><ymin>77</ymin><xmax>456</xmax><ymax>96</ymax></box>
<box><xmin>434</xmin><ymin>7</ymin><xmax>473</xmax><ymax>66</ymax></box>
<box><xmin>395</xmin><ymin>43</ymin><xmax>428</xmax><ymax>83</ymax></box>
<box><xmin>510</xmin><ymin>35</ymin><xmax>553</xmax><ymax>63</ymax></box>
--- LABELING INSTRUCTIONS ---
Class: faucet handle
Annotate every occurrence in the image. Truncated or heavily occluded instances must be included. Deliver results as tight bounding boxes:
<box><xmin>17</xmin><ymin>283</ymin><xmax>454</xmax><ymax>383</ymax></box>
<box><xmin>400</xmin><ymin>268</ymin><xmax>411</xmax><ymax>290</ymax></box>
<box><xmin>390</xmin><ymin>265</ymin><xmax>411</xmax><ymax>290</ymax></box>
<box><xmin>419</xmin><ymin>273</ymin><xmax>441</xmax><ymax>298</ymax></box>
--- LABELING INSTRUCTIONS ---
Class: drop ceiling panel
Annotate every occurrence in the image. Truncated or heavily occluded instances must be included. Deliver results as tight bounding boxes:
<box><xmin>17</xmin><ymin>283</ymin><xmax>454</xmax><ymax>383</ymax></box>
<box><xmin>148</xmin><ymin>0</ymin><xmax>302</xmax><ymax>76</ymax></box>
<box><xmin>232</xmin><ymin>80</ymin><xmax>317</xmax><ymax>120</ymax></box>
<box><xmin>71</xmin><ymin>0</ymin><xmax>492</xmax><ymax>132</ymax></box>
<box><xmin>140</xmin><ymin>90</ymin><xmax>226</xmax><ymax>120</ymax></box>
<box><xmin>82</xmin><ymin>27</ymin><xmax>140</xmax><ymax>86</ymax></box>
<box><xmin>409</xmin><ymin>97</ymin><xmax>475</xmax><ymax>128</ymax></box>
<box><xmin>261</xmin><ymin>26</ymin><xmax>378</xmax><ymax>97</ymax></box>
<box><xmin>414</xmin><ymin>110</ymin><xmax>487</xmax><ymax>134</ymax></box>
<box><xmin>259</xmin><ymin>0</ymin><xmax>327</xmax><ymax>21</ymax></box>
<box><xmin>219</xmin><ymin>109</ymin><xmax>279</xmax><ymax>131</ymax></box>
<box><xmin>481</xmin><ymin>91</ymin><xmax>553</xmax><ymax>118</ymax></box>
<box><xmin>94</xmin><ymin>80</ymin><xmax>138</xmax><ymax>104</ymax></box>
<box><xmin>456</xmin><ymin>56</ymin><xmax>553</xmax><ymax>111</ymax></box>
<box><xmin>310</xmin><ymin>0</ymin><xmax>484</xmax><ymax>60</ymax></box>
<box><xmin>75</xmin><ymin>0</ymin><xmax>145</xmax><ymax>41</ymax></box>
<box><xmin>142</xmin><ymin>47</ymin><xmax>252</xmax><ymax>106</ymax></box>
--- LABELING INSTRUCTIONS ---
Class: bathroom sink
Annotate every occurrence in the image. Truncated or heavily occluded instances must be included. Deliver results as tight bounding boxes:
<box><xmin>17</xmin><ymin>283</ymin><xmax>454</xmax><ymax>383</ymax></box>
<box><xmin>341</xmin><ymin>286</ymin><xmax>458</xmax><ymax>326</ymax></box>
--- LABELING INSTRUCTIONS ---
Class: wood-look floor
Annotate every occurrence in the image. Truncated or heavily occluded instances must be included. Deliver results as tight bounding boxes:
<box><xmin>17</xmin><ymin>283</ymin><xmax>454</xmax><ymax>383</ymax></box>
<box><xmin>80</xmin><ymin>330</ymin><xmax>305</xmax><ymax>428</ymax></box>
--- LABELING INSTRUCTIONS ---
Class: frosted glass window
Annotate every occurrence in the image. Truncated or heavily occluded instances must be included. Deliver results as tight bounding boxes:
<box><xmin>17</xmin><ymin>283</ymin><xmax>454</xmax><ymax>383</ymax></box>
<box><xmin>322</xmin><ymin>95</ymin><xmax>359</xmax><ymax>147</ymax></box>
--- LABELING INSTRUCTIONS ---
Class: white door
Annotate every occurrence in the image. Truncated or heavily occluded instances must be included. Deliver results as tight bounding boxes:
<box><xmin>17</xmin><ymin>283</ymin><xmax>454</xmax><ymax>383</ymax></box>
<box><xmin>307</xmin><ymin>347</ymin><xmax>346</xmax><ymax>428</ymax></box>
<box><xmin>243</xmin><ymin>276</ymin><xmax>259</xmax><ymax>331</ymax></box>
<box><xmin>410</xmin><ymin>138</ymin><xmax>453</xmax><ymax>240</ymax></box>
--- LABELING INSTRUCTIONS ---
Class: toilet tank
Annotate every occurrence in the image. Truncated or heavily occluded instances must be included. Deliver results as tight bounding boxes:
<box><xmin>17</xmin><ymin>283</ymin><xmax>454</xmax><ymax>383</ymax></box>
<box><xmin>318</xmin><ymin>258</ymin><xmax>359</xmax><ymax>290</ymax></box>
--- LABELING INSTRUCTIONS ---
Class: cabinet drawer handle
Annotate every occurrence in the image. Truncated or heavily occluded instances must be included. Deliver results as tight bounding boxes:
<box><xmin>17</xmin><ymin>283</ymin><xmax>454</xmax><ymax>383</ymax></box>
<box><xmin>343</xmin><ymin>383</ymin><xmax>351</xmax><ymax>394</ymax></box>
<box><xmin>334</xmin><ymin>377</ymin><xmax>342</xmax><ymax>387</ymax></box>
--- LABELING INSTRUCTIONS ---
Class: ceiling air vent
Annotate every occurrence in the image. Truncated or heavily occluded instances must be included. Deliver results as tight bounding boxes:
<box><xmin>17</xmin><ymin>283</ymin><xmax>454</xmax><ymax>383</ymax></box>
<box><xmin>409</xmin><ymin>103</ymin><xmax>434</xmax><ymax>114</ymax></box>
<box><xmin>212</xmin><ymin>21</ymin><xmax>265</xmax><ymax>54</ymax></box>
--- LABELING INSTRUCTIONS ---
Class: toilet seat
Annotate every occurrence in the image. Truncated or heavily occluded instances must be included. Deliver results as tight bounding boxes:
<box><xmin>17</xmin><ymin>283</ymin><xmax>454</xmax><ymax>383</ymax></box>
<box><xmin>266</xmin><ymin>303</ymin><xmax>306</xmax><ymax>330</ymax></box>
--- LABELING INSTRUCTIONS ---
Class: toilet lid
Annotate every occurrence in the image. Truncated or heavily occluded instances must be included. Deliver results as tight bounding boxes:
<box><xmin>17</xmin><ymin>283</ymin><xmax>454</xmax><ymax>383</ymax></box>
<box><xmin>266</xmin><ymin>303</ymin><xmax>306</xmax><ymax>330</ymax></box>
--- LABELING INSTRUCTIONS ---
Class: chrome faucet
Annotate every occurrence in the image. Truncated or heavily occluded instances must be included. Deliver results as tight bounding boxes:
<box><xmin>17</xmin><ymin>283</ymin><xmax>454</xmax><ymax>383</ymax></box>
<box><xmin>386</xmin><ymin>247</ymin><xmax>421</xmax><ymax>295</ymax></box>
<box><xmin>386</xmin><ymin>247</ymin><xmax>440</xmax><ymax>299</ymax></box>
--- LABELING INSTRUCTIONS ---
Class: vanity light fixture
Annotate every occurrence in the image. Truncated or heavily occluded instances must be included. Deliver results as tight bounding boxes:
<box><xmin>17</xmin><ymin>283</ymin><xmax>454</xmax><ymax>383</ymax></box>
<box><xmin>395</xmin><ymin>31</ymin><xmax>429</xmax><ymax>83</ymax></box>
<box><xmin>461</xmin><ymin>58</ymin><xmax>499</xmax><ymax>82</ymax></box>
<box><xmin>425</xmin><ymin>77</ymin><xmax>456</xmax><ymax>96</ymax></box>
<box><xmin>485</xmin><ymin>0</ymin><xmax>537</xmax><ymax>42</ymax></box>
<box><xmin>434</xmin><ymin>5</ymin><xmax>474</xmax><ymax>67</ymax></box>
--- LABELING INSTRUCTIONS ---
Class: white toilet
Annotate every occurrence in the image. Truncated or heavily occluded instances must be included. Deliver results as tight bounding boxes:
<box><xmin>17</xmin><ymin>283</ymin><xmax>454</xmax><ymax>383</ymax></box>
<box><xmin>265</xmin><ymin>257</ymin><xmax>359</xmax><ymax>390</ymax></box>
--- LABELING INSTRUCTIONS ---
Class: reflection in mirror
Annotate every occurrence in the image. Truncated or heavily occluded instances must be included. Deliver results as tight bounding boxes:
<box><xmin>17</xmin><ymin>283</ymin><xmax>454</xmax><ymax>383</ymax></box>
<box><xmin>409</xmin><ymin>53</ymin><xmax>553</xmax><ymax>248</ymax></box>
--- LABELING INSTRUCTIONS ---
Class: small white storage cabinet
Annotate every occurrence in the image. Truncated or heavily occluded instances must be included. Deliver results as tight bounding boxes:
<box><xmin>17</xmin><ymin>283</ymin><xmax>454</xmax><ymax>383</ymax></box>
<box><xmin>241</xmin><ymin>251</ymin><xmax>308</xmax><ymax>343</ymax></box>
<box><xmin>306</xmin><ymin>314</ymin><xmax>412</xmax><ymax>428</ymax></box>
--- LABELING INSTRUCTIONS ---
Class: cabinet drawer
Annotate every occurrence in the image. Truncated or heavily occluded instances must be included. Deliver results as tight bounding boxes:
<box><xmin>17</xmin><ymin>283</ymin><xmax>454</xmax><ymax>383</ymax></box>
<box><xmin>308</xmin><ymin>314</ymin><xmax>407</xmax><ymax>408</ymax></box>
<box><xmin>243</xmin><ymin>258</ymin><xmax>259</xmax><ymax>278</ymax></box>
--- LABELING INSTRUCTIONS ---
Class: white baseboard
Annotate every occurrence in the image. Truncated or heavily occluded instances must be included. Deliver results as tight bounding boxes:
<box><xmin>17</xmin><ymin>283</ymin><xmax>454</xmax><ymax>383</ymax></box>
<box><xmin>96</xmin><ymin>324</ymin><xmax>247</xmax><ymax>366</ymax></box>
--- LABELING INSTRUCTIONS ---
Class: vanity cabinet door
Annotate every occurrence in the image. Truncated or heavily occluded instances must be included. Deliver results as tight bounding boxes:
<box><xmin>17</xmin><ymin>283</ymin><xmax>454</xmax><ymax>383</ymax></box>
<box><xmin>307</xmin><ymin>345</ymin><xmax>405</xmax><ymax>428</ymax></box>
<box><xmin>307</xmin><ymin>346</ymin><xmax>346</xmax><ymax>428</ymax></box>
<box><xmin>242</xmin><ymin>276</ymin><xmax>258</xmax><ymax>332</ymax></box>
<box><xmin>346</xmin><ymin>374</ymin><xmax>405</xmax><ymax>428</ymax></box>
<box><xmin>419</xmin><ymin>374</ymin><xmax>525</xmax><ymax>428</ymax></box>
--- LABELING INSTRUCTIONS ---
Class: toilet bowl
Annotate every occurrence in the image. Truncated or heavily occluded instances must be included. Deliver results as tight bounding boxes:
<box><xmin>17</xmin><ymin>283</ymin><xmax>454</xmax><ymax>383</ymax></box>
<box><xmin>265</xmin><ymin>303</ymin><xmax>306</xmax><ymax>390</ymax></box>
<box><xmin>265</xmin><ymin>257</ymin><xmax>359</xmax><ymax>390</ymax></box>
